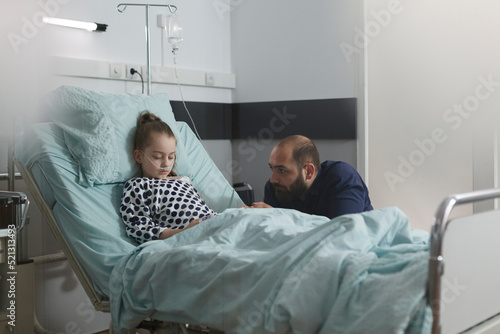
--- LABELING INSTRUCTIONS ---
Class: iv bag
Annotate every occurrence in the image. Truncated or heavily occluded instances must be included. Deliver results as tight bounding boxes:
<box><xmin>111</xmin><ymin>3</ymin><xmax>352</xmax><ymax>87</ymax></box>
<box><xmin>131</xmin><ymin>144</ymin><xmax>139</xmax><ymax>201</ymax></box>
<box><xmin>165</xmin><ymin>14</ymin><xmax>183</xmax><ymax>51</ymax></box>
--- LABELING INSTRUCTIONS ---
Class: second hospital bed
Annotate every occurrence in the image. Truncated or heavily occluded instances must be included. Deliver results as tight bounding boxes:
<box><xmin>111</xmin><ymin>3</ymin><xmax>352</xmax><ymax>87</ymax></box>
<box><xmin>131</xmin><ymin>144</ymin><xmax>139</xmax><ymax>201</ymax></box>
<box><xmin>12</xmin><ymin>85</ymin><xmax>500</xmax><ymax>333</ymax></box>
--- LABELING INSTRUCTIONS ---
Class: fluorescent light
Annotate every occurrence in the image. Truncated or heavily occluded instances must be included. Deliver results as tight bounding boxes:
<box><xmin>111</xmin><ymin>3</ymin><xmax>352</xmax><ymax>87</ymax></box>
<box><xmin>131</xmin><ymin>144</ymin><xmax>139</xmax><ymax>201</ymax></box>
<box><xmin>43</xmin><ymin>17</ymin><xmax>107</xmax><ymax>32</ymax></box>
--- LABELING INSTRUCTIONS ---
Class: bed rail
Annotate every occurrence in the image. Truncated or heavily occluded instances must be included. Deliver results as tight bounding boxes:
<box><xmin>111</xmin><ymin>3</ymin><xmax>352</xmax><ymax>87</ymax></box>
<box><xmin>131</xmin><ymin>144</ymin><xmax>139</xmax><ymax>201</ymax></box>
<box><xmin>13</xmin><ymin>157</ymin><xmax>110</xmax><ymax>312</ymax></box>
<box><xmin>428</xmin><ymin>187</ymin><xmax>500</xmax><ymax>334</ymax></box>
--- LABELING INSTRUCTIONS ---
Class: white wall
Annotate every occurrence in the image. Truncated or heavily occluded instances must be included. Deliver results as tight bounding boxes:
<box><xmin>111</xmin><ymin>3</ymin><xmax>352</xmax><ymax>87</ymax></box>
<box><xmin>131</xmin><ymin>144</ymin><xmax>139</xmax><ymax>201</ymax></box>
<box><xmin>42</xmin><ymin>0</ymin><xmax>232</xmax><ymax>101</ymax></box>
<box><xmin>1</xmin><ymin>0</ymin><xmax>234</xmax><ymax>128</ymax></box>
<box><xmin>365</xmin><ymin>0</ymin><xmax>500</xmax><ymax>229</ymax></box>
<box><xmin>230</xmin><ymin>0</ymin><xmax>361</xmax><ymax>103</ymax></box>
<box><xmin>230</xmin><ymin>0</ymin><xmax>363</xmax><ymax>201</ymax></box>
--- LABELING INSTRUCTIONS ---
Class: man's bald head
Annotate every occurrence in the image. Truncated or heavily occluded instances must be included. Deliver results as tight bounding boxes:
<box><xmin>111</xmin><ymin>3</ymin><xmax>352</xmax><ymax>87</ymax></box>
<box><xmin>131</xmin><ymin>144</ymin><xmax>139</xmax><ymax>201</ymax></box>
<box><xmin>275</xmin><ymin>135</ymin><xmax>320</xmax><ymax>173</ymax></box>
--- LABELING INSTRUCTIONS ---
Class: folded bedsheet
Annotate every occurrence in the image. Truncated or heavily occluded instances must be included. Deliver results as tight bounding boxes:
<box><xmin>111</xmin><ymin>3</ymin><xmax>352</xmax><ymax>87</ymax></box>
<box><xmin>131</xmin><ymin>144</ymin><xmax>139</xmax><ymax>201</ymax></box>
<box><xmin>110</xmin><ymin>206</ymin><xmax>432</xmax><ymax>334</ymax></box>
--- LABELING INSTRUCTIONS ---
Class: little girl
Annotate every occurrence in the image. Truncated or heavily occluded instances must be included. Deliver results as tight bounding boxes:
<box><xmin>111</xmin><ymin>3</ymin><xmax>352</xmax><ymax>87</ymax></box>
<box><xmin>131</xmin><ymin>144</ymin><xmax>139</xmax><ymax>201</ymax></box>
<box><xmin>120</xmin><ymin>111</ymin><xmax>216</xmax><ymax>244</ymax></box>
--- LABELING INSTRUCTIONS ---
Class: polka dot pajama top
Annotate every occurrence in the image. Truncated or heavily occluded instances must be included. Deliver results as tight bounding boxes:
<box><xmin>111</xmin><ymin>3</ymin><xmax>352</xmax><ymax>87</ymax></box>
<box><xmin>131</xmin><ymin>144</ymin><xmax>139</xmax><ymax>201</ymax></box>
<box><xmin>120</xmin><ymin>176</ymin><xmax>216</xmax><ymax>244</ymax></box>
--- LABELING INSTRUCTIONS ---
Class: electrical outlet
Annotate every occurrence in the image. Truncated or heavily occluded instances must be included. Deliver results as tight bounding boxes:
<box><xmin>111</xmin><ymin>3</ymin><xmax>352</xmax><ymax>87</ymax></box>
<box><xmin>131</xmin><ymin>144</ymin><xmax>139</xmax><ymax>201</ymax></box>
<box><xmin>126</xmin><ymin>64</ymin><xmax>142</xmax><ymax>79</ymax></box>
<box><xmin>109</xmin><ymin>63</ymin><xmax>123</xmax><ymax>79</ymax></box>
<box><xmin>205</xmin><ymin>73</ymin><xmax>215</xmax><ymax>86</ymax></box>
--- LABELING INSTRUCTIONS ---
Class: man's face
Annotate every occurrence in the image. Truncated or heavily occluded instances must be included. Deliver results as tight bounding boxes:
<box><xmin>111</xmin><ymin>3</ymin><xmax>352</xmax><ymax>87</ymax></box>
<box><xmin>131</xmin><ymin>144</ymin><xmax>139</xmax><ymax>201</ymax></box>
<box><xmin>268</xmin><ymin>144</ymin><xmax>308</xmax><ymax>202</ymax></box>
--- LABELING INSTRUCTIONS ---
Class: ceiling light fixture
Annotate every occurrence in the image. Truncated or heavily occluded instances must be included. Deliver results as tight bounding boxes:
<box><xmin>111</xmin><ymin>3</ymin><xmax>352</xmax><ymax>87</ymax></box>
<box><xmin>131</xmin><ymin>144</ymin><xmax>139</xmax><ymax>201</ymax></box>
<box><xmin>43</xmin><ymin>17</ymin><xmax>107</xmax><ymax>32</ymax></box>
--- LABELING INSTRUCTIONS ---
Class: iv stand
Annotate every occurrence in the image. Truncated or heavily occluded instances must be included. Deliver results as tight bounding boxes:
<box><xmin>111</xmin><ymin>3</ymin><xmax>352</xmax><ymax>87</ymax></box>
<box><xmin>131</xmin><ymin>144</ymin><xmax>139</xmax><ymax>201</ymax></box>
<box><xmin>117</xmin><ymin>3</ymin><xmax>178</xmax><ymax>95</ymax></box>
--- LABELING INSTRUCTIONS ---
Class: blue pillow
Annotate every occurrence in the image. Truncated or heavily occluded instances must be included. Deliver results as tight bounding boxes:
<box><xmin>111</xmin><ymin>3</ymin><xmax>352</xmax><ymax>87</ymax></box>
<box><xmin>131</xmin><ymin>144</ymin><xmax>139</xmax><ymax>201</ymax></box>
<box><xmin>46</xmin><ymin>85</ymin><xmax>191</xmax><ymax>186</ymax></box>
<box><xmin>175</xmin><ymin>122</ymin><xmax>244</xmax><ymax>212</ymax></box>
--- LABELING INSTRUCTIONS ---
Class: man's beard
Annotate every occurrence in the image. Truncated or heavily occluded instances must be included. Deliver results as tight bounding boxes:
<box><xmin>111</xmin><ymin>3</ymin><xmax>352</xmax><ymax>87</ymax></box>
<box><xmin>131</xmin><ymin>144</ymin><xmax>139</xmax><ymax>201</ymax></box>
<box><xmin>273</xmin><ymin>175</ymin><xmax>308</xmax><ymax>203</ymax></box>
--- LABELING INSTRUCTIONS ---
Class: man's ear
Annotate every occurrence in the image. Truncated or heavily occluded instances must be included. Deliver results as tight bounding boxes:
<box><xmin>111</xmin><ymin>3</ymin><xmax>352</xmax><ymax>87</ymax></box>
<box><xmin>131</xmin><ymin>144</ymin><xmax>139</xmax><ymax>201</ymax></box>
<box><xmin>304</xmin><ymin>163</ymin><xmax>315</xmax><ymax>181</ymax></box>
<box><xmin>133</xmin><ymin>150</ymin><xmax>143</xmax><ymax>164</ymax></box>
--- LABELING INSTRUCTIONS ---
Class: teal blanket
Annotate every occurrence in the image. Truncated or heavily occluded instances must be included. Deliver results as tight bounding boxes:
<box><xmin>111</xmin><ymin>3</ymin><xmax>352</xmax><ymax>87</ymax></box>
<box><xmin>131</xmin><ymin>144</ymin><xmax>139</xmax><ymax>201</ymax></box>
<box><xmin>110</xmin><ymin>207</ymin><xmax>432</xmax><ymax>334</ymax></box>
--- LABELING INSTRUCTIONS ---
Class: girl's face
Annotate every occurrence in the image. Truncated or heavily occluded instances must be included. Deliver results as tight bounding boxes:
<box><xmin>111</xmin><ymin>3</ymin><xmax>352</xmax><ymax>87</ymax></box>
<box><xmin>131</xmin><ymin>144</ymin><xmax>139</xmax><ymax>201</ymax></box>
<box><xmin>134</xmin><ymin>133</ymin><xmax>176</xmax><ymax>179</ymax></box>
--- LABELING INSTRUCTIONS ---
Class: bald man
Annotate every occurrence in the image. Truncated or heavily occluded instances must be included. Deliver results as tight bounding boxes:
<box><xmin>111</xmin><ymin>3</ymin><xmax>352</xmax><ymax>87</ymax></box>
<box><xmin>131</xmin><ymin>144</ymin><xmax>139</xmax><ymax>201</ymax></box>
<box><xmin>252</xmin><ymin>135</ymin><xmax>372</xmax><ymax>219</ymax></box>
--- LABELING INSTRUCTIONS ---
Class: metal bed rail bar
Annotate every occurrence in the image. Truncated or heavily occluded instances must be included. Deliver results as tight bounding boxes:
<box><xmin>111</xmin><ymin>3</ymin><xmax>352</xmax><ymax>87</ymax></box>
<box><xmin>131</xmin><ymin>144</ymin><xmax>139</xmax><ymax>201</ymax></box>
<box><xmin>427</xmin><ymin>187</ymin><xmax>500</xmax><ymax>334</ymax></box>
<box><xmin>32</xmin><ymin>252</ymin><xmax>67</xmax><ymax>265</ymax></box>
<box><xmin>0</xmin><ymin>172</ymin><xmax>22</xmax><ymax>180</ymax></box>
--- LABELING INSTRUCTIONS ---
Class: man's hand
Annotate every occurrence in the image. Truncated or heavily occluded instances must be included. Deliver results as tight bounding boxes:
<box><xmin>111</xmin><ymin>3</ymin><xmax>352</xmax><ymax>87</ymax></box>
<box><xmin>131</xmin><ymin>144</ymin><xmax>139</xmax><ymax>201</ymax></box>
<box><xmin>250</xmin><ymin>202</ymin><xmax>273</xmax><ymax>208</ymax></box>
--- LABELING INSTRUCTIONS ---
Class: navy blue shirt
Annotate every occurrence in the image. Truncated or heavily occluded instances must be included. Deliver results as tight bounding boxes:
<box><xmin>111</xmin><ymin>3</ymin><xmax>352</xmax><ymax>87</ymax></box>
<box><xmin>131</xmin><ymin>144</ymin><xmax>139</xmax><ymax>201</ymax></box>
<box><xmin>264</xmin><ymin>160</ymin><xmax>373</xmax><ymax>219</ymax></box>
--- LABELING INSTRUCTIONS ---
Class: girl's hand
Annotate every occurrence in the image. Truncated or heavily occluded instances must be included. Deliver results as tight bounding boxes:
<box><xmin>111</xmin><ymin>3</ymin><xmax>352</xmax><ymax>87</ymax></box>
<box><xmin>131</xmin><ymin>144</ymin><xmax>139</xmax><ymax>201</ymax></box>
<box><xmin>159</xmin><ymin>218</ymin><xmax>202</xmax><ymax>239</ymax></box>
<box><xmin>189</xmin><ymin>218</ymin><xmax>202</xmax><ymax>225</ymax></box>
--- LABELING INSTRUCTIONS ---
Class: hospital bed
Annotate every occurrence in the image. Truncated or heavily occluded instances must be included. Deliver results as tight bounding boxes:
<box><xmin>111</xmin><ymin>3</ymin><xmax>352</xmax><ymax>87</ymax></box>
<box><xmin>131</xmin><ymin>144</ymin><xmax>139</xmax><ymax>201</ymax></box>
<box><xmin>11</xmin><ymin>85</ymin><xmax>500</xmax><ymax>334</ymax></box>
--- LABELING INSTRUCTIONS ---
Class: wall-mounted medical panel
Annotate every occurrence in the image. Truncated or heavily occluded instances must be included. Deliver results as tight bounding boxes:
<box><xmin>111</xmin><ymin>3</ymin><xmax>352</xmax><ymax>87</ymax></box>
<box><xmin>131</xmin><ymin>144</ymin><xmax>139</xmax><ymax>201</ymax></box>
<box><xmin>50</xmin><ymin>57</ymin><xmax>236</xmax><ymax>89</ymax></box>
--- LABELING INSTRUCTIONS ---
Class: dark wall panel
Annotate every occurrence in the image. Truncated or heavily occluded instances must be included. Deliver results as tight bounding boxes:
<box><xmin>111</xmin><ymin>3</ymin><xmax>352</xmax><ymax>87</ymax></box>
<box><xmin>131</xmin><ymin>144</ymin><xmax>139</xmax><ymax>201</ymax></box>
<box><xmin>170</xmin><ymin>101</ymin><xmax>233</xmax><ymax>140</ymax></box>
<box><xmin>170</xmin><ymin>98</ymin><xmax>357</xmax><ymax>140</ymax></box>
<box><xmin>232</xmin><ymin>98</ymin><xmax>356</xmax><ymax>140</ymax></box>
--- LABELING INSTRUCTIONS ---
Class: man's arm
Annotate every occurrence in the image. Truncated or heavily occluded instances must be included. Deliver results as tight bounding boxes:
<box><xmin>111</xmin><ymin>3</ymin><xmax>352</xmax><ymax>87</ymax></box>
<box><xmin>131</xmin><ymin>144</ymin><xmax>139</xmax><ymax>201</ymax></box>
<box><xmin>325</xmin><ymin>165</ymin><xmax>371</xmax><ymax>218</ymax></box>
<box><xmin>327</xmin><ymin>186</ymin><xmax>368</xmax><ymax>218</ymax></box>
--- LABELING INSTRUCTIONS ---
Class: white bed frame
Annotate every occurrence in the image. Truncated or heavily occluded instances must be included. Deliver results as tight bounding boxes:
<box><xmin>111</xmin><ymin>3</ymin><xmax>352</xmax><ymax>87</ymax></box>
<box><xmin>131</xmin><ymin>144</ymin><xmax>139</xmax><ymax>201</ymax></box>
<box><xmin>10</xmin><ymin>145</ymin><xmax>500</xmax><ymax>333</ymax></box>
<box><xmin>428</xmin><ymin>188</ymin><xmax>500</xmax><ymax>334</ymax></box>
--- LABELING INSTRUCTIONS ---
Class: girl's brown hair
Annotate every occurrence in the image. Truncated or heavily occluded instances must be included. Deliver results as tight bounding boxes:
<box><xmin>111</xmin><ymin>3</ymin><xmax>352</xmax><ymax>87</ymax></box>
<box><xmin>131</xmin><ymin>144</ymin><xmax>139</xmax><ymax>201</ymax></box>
<box><xmin>134</xmin><ymin>111</ymin><xmax>177</xmax><ymax>176</ymax></box>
